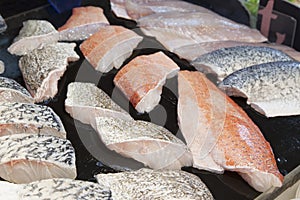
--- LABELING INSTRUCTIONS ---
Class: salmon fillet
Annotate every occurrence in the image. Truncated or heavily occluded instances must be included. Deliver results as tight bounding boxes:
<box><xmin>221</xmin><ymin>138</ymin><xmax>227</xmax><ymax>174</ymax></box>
<box><xmin>114</xmin><ymin>52</ymin><xmax>179</xmax><ymax>113</ymax></box>
<box><xmin>80</xmin><ymin>25</ymin><xmax>143</xmax><ymax>73</ymax></box>
<box><xmin>178</xmin><ymin>71</ymin><xmax>283</xmax><ymax>192</ymax></box>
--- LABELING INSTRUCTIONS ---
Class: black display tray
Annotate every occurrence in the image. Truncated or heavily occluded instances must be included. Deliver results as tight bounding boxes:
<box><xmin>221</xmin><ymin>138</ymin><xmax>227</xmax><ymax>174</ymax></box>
<box><xmin>0</xmin><ymin>1</ymin><xmax>299</xmax><ymax>199</ymax></box>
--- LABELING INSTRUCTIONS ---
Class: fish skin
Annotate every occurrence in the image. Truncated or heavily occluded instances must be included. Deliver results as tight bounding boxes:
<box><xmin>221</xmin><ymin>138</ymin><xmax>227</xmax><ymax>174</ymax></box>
<box><xmin>80</xmin><ymin>25</ymin><xmax>143</xmax><ymax>73</ymax></box>
<box><xmin>219</xmin><ymin>61</ymin><xmax>300</xmax><ymax>117</ymax></box>
<box><xmin>95</xmin><ymin>117</ymin><xmax>192</xmax><ymax>170</ymax></box>
<box><xmin>191</xmin><ymin>45</ymin><xmax>294</xmax><ymax>81</ymax></box>
<box><xmin>178</xmin><ymin>71</ymin><xmax>283</xmax><ymax>192</ymax></box>
<box><xmin>96</xmin><ymin>168</ymin><xmax>214</xmax><ymax>200</ymax></box>
<box><xmin>114</xmin><ymin>52</ymin><xmax>179</xmax><ymax>113</ymax></box>
<box><xmin>0</xmin><ymin>134</ymin><xmax>76</xmax><ymax>184</ymax></box>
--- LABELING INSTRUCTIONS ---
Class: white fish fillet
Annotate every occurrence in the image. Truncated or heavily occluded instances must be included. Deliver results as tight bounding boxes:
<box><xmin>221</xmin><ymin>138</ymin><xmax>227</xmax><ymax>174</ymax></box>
<box><xmin>65</xmin><ymin>82</ymin><xmax>132</xmax><ymax>129</ymax></box>
<box><xmin>114</xmin><ymin>52</ymin><xmax>179</xmax><ymax>113</ymax></box>
<box><xmin>0</xmin><ymin>102</ymin><xmax>66</xmax><ymax>138</ymax></box>
<box><xmin>96</xmin><ymin>168</ymin><xmax>213</xmax><ymax>199</ymax></box>
<box><xmin>0</xmin><ymin>178</ymin><xmax>111</xmax><ymax>200</ymax></box>
<box><xmin>0</xmin><ymin>77</ymin><xmax>34</xmax><ymax>104</ymax></box>
<box><xmin>0</xmin><ymin>134</ymin><xmax>76</xmax><ymax>183</ymax></box>
<box><xmin>19</xmin><ymin>42</ymin><xmax>79</xmax><ymax>103</ymax></box>
<box><xmin>96</xmin><ymin>117</ymin><xmax>192</xmax><ymax>170</ymax></box>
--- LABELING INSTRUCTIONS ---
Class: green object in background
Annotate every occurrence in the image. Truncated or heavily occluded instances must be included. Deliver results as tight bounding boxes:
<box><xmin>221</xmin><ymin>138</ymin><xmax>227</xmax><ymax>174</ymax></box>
<box><xmin>238</xmin><ymin>0</ymin><xmax>260</xmax><ymax>28</ymax></box>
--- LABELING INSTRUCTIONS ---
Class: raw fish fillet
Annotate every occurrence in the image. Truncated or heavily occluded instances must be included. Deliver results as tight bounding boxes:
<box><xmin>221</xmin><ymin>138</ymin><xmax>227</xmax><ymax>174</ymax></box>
<box><xmin>96</xmin><ymin>168</ymin><xmax>213</xmax><ymax>199</ymax></box>
<box><xmin>191</xmin><ymin>46</ymin><xmax>294</xmax><ymax>81</ymax></box>
<box><xmin>0</xmin><ymin>134</ymin><xmax>76</xmax><ymax>183</ymax></box>
<box><xmin>95</xmin><ymin>117</ymin><xmax>192</xmax><ymax>170</ymax></box>
<box><xmin>65</xmin><ymin>82</ymin><xmax>132</xmax><ymax>129</ymax></box>
<box><xmin>114</xmin><ymin>52</ymin><xmax>179</xmax><ymax>113</ymax></box>
<box><xmin>219</xmin><ymin>61</ymin><xmax>300</xmax><ymax>117</ymax></box>
<box><xmin>138</xmin><ymin>12</ymin><xmax>267</xmax><ymax>51</ymax></box>
<box><xmin>80</xmin><ymin>25</ymin><xmax>143</xmax><ymax>73</ymax></box>
<box><xmin>0</xmin><ymin>102</ymin><xmax>66</xmax><ymax>138</ymax></box>
<box><xmin>178</xmin><ymin>71</ymin><xmax>283</xmax><ymax>192</ymax></box>
<box><xmin>19</xmin><ymin>42</ymin><xmax>79</xmax><ymax>103</ymax></box>
<box><xmin>0</xmin><ymin>60</ymin><xmax>5</xmax><ymax>74</ymax></box>
<box><xmin>0</xmin><ymin>77</ymin><xmax>34</xmax><ymax>104</ymax></box>
<box><xmin>0</xmin><ymin>178</ymin><xmax>111</xmax><ymax>200</ymax></box>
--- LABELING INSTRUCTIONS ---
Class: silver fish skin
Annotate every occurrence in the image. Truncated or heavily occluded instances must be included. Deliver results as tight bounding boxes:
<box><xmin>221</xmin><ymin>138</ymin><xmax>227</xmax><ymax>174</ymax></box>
<box><xmin>192</xmin><ymin>46</ymin><xmax>294</xmax><ymax>81</ymax></box>
<box><xmin>96</xmin><ymin>168</ymin><xmax>214</xmax><ymax>200</ymax></box>
<box><xmin>219</xmin><ymin>61</ymin><xmax>300</xmax><ymax>117</ymax></box>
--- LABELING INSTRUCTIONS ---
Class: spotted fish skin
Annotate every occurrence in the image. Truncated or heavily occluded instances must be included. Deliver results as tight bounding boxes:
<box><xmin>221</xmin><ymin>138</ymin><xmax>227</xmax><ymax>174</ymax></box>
<box><xmin>191</xmin><ymin>46</ymin><xmax>294</xmax><ymax>81</ymax></box>
<box><xmin>219</xmin><ymin>61</ymin><xmax>300</xmax><ymax>117</ymax></box>
<box><xmin>0</xmin><ymin>134</ymin><xmax>76</xmax><ymax>183</ymax></box>
<box><xmin>96</xmin><ymin>168</ymin><xmax>214</xmax><ymax>200</ymax></box>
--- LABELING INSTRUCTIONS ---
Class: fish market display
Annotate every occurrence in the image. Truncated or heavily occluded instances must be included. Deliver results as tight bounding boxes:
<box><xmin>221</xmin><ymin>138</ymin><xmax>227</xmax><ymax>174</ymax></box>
<box><xmin>0</xmin><ymin>60</ymin><xmax>5</xmax><ymax>74</ymax></box>
<box><xmin>96</xmin><ymin>168</ymin><xmax>213</xmax><ymax>199</ymax></box>
<box><xmin>177</xmin><ymin>71</ymin><xmax>283</xmax><ymax>192</ymax></box>
<box><xmin>114</xmin><ymin>52</ymin><xmax>179</xmax><ymax>113</ymax></box>
<box><xmin>19</xmin><ymin>42</ymin><xmax>79</xmax><ymax>102</ymax></box>
<box><xmin>138</xmin><ymin>12</ymin><xmax>267</xmax><ymax>51</ymax></box>
<box><xmin>65</xmin><ymin>82</ymin><xmax>132</xmax><ymax>129</ymax></box>
<box><xmin>0</xmin><ymin>178</ymin><xmax>111</xmax><ymax>200</ymax></box>
<box><xmin>0</xmin><ymin>134</ymin><xmax>76</xmax><ymax>183</ymax></box>
<box><xmin>96</xmin><ymin>117</ymin><xmax>192</xmax><ymax>170</ymax></box>
<box><xmin>0</xmin><ymin>77</ymin><xmax>34</xmax><ymax>104</ymax></box>
<box><xmin>219</xmin><ymin>61</ymin><xmax>300</xmax><ymax>117</ymax></box>
<box><xmin>80</xmin><ymin>25</ymin><xmax>143</xmax><ymax>73</ymax></box>
<box><xmin>0</xmin><ymin>102</ymin><xmax>66</xmax><ymax>138</ymax></box>
<box><xmin>191</xmin><ymin>46</ymin><xmax>294</xmax><ymax>81</ymax></box>
<box><xmin>8</xmin><ymin>20</ymin><xmax>59</xmax><ymax>55</ymax></box>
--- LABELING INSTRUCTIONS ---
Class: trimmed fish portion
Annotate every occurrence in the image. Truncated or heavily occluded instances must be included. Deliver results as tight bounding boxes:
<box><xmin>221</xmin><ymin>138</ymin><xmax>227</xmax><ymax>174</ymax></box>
<box><xmin>219</xmin><ymin>61</ymin><xmax>300</xmax><ymax>117</ymax></box>
<box><xmin>114</xmin><ymin>52</ymin><xmax>179</xmax><ymax>113</ymax></box>
<box><xmin>178</xmin><ymin>71</ymin><xmax>283</xmax><ymax>192</ymax></box>
<box><xmin>19</xmin><ymin>42</ymin><xmax>79</xmax><ymax>102</ymax></box>
<box><xmin>0</xmin><ymin>134</ymin><xmax>76</xmax><ymax>183</ymax></box>
<box><xmin>65</xmin><ymin>82</ymin><xmax>132</xmax><ymax>129</ymax></box>
<box><xmin>0</xmin><ymin>178</ymin><xmax>112</xmax><ymax>200</ymax></box>
<box><xmin>0</xmin><ymin>102</ymin><xmax>66</xmax><ymax>138</ymax></box>
<box><xmin>80</xmin><ymin>25</ymin><xmax>143</xmax><ymax>73</ymax></box>
<box><xmin>96</xmin><ymin>117</ymin><xmax>192</xmax><ymax>170</ymax></box>
<box><xmin>96</xmin><ymin>168</ymin><xmax>213</xmax><ymax>199</ymax></box>
<box><xmin>191</xmin><ymin>46</ymin><xmax>294</xmax><ymax>81</ymax></box>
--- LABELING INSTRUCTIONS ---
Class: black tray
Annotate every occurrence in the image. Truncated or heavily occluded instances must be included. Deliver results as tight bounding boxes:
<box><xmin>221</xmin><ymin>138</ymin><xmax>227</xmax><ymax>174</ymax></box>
<box><xmin>0</xmin><ymin>1</ymin><xmax>299</xmax><ymax>199</ymax></box>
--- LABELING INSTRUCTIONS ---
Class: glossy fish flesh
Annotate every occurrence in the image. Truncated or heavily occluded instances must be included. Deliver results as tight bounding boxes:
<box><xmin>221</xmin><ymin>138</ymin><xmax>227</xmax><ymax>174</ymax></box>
<box><xmin>114</xmin><ymin>52</ymin><xmax>179</xmax><ymax>113</ymax></box>
<box><xmin>178</xmin><ymin>71</ymin><xmax>283</xmax><ymax>192</ymax></box>
<box><xmin>19</xmin><ymin>42</ymin><xmax>79</xmax><ymax>102</ymax></box>
<box><xmin>0</xmin><ymin>102</ymin><xmax>66</xmax><ymax>138</ymax></box>
<box><xmin>96</xmin><ymin>168</ymin><xmax>213</xmax><ymax>199</ymax></box>
<box><xmin>0</xmin><ymin>77</ymin><xmax>34</xmax><ymax>104</ymax></box>
<box><xmin>191</xmin><ymin>46</ymin><xmax>294</xmax><ymax>81</ymax></box>
<box><xmin>96</xmin><ymin>117</ymin><xmax>192</xmax><ymax>170</ymax></box>
<box><xmin>80</xmin><ymin>25</ymin><xmax>143</xmax><ymax>73</ymax></box>
<box><xmin>0</xmin><ymin>134</ymin><xmax>76</xmax><ymax>183</ymax></box>
<box><xmin>219</xmin><ymin>61</ymin><xmax>300</xmax><ymax>117</ymax></box>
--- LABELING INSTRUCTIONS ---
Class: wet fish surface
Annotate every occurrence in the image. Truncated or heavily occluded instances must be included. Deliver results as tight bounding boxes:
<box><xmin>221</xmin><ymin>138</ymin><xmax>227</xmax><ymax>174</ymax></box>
<box><xmin>96</xmin><ymin>168</ymin><xmax>214</xmax><ymax>200</ymax></box>
<box><xmin>0</xmin><ymin>134</ymin><xmax>76</xmax><ymax>183</ymax></box>
<box><xmin>96</xmin><ymin>117</ymin><xmax>192</xmax><ymax>170</ymax></box>
<box><xmin>219</xmin><ymin>61</ymin><xmax>300</xmax><ymax>117</ymax></box>
<box><xmin>191</xmin><ymin>45</ymin><xmax>294</xmax><ymax>81</ymax></box>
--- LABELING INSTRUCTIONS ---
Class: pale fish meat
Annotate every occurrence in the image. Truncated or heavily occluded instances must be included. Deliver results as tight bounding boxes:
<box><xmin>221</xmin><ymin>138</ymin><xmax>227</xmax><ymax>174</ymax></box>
<box><xmin>19</xmin><ymin>42</ymin><xmax>79</xmax><ymax>103</ymax></box>
<box><xmin>114</xmin><ymin>52</ymin><xmax>179</xmax><ymax>113</ymax></box>
<box><xmin>0</xmin><ymin>134</ymin><xmax>76</xmax><ymax>183</ymax></box>
<box><xmin>0</xmin><ymin>60</ymin><xmax>5</xmax><ymax>74</ymax></box>
<box><xmin>219</xmin><ymin>61</ymin><xmax>300</xmax><ymax>117</ymax></box>
<box><xmin>65</xmin><ymin>82</ymin><xmax>132</xmax><ymax>129</ymax></box>
<box><xmin>96</xmin><ymin>168</ymin><xmax>213</xmax><ymax>200</ymax></box>
<box><xmin>95</xmin><ymin>117</ymin><xmax>192</xmax><ymax>170</ymax></box>
<box><xmin>0</xmin><ymin>102</ymin><xmax>66</xmax><ymax>138</ymax></box>
<box><xmin>0</xmin><ymin>77</ymin><xmax>34</xmax><ymax>104</ymax></box>
<box><xmin>191</xmin><ymin>45</ymin><xmax>294</xmax><ymax>81</ymax></box>
<box><xmin>0</xmin><ymin>178</ymin><xmax>112</xmax><ymax>200</ymax></box>
<box><xmin>80</xmin><ymin>25</ymin><xmax>143</xmax><ymax>73</ymax></box>
<box><xmin>178</xmin><ymin>71</ymin><xmax>283</xmax><ymax>192</ymax></box>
